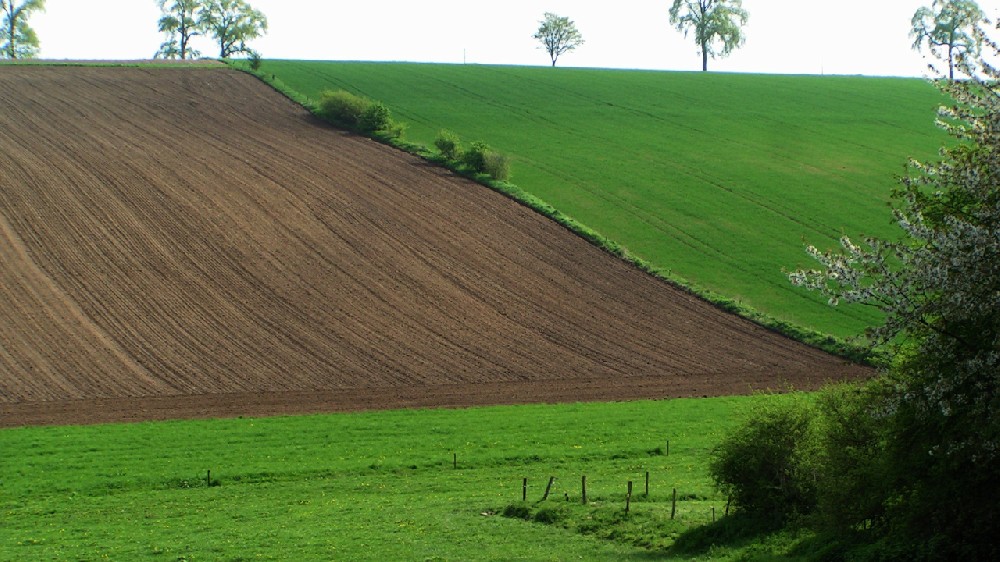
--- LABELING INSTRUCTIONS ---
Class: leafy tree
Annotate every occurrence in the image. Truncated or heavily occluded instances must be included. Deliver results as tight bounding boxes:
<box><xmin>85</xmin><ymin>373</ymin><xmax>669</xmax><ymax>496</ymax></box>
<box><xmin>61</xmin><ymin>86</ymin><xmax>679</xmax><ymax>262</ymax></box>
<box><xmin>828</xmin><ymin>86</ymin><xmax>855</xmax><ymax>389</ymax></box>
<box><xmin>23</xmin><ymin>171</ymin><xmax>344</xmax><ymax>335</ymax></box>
<box><xmin>532</xmin><ymin>12</ymin><xmax>584</xmax><ymax>67</ymax></box>
<box><xmin>0</xmin><ymin>0</ymin><xmax>45</xmax><ymax>59</ymax></box>
<box><xmin>154</xmin><ymin>0</ymin><xmax>202</xmax><ymax>60</ymax></box>
<box><xmin>199</xmin><ymin>0</ymin><xmax>267</xmax><ymax>59</ymax></box>
<box><xmin>668</xmin><ymin>0</ymin><xmax>748</xmax><ymax>72</ymax></box>
<box><xmin>911</xmin><ymin>0</ymin><xmax>985</xmax><ymax>80</ymax></box>
<box><xmin>790</xmin><ymin>25</ymin><xmax>1000</xmax><ymax>558</ymax></box>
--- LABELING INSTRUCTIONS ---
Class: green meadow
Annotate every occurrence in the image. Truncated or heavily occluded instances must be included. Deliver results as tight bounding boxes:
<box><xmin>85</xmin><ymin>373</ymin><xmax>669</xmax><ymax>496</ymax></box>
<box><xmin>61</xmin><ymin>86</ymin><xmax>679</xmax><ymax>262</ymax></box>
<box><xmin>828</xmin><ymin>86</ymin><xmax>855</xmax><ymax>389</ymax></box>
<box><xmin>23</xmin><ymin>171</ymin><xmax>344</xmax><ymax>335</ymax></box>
<box><xmin>260</xmin><ymin>61</ymin><xmax>946</xmax><ymax>339</ymax></box>
<box><xmin>1</xmin><ymin>396</ymin><xmax>817</xmax><ymax>560</ymax></box>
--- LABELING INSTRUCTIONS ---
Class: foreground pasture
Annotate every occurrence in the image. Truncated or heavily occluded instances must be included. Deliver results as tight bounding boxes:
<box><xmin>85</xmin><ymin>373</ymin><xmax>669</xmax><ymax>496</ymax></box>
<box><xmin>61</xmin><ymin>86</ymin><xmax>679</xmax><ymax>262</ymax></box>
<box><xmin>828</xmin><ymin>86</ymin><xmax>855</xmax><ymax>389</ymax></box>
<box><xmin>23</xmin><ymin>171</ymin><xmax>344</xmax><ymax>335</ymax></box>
<box><xmin>263</xmin><ymin>62</ymin><xmax>945</xmax><ymax>338</ymax></box>
<box><xmin>1</xmin><ymin>396</ymin><xmax>810</xmax><ymax>560</ymax></box>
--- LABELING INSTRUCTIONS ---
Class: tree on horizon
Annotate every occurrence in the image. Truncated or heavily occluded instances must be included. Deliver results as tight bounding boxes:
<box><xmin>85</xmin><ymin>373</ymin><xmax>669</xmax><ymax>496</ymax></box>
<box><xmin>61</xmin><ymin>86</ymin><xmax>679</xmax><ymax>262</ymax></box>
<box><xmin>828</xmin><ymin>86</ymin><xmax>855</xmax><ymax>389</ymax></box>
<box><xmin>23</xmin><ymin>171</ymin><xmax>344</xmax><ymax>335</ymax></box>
<box><xmin>0</xmin><ymin>0</ymin><xmax>45</xmax><ymax>59</ymax></box>
<box><xmin>669</xmin><ymin>0</ymin><xmax>748</xmax><ymax>72</ymax></box>
<box><xmin>533</xmin><ymin>12</ymin><xmax>584</xmax><ymax>67</ymax></box>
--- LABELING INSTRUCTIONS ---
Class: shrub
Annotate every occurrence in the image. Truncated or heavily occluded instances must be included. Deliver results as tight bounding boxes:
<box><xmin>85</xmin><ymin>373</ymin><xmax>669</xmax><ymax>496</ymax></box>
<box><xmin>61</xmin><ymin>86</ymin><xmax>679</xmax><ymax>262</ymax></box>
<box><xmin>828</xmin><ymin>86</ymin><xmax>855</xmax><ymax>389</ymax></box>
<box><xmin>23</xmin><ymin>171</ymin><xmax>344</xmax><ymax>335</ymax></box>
<box><xmin>319</xmin><ymin>90</ymin><xmax>370</xmax><ymax>129</ymax></box>
<box><xmin>381</xmin><ymin>119</ymin><xmax>407</xmax><ymax>140</ymax></box>
<box><xmin>462</xmin><ymin>141</ymin><xmax>492</xmax><ymax>173</ymax></box>
<box><xmin>501</xmin><ymin>504</ymin><xmax>531</xmax><ymax>520</ymax></box>
<box><xmin>813</xmin><ymin>383</ymin><xmax>890</xmax><ymax>535</ymax></box>
<box><xmin>482</xmin><ymin>151</ymin><xmax>511</xmax><ymax>181</ymax></box>
<box><xmin>434</xmin><ymin>129</ymin><xmax>463</xmax><ymax>161</ymax></box>
<box><xmin>247</xmin><ymin>51</ymin><xmax>262</xmax><ymax>72</ymax></box>
<box><xmin>359</xmin><ymin>101</ymin><xmax>392</xmax><ymax>133</ymax></box>
<box><xmin>709</xmin><ymin>398</ymin><xmax>819</xmax><ymax>522</ymax></box>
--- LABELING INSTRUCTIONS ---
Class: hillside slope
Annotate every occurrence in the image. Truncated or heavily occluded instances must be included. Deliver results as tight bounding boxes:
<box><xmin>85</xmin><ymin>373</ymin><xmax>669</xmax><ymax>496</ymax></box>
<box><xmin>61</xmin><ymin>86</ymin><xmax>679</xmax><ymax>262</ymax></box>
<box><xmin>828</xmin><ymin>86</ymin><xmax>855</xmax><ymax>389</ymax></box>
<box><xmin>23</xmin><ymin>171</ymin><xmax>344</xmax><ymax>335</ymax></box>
<box><xmin>265</xmin><ymin>62</ymin><xmax>945</xmax><ymax>337</ymax></box>
<box><xmin>0</xmin><ymin>67</ymin><xmax>869</xmax><ymax>426</ymax></box>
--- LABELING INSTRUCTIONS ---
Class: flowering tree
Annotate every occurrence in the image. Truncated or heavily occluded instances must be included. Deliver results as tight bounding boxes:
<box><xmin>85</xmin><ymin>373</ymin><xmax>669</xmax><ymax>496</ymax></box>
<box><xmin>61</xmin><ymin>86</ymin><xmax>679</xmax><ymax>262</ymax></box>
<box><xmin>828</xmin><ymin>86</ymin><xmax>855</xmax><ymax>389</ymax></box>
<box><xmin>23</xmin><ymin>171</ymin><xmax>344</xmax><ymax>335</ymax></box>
<box><xmin>790</xmin><ymin>22</ymin><xmax>1000</xmax><ymax>557</ymax></box>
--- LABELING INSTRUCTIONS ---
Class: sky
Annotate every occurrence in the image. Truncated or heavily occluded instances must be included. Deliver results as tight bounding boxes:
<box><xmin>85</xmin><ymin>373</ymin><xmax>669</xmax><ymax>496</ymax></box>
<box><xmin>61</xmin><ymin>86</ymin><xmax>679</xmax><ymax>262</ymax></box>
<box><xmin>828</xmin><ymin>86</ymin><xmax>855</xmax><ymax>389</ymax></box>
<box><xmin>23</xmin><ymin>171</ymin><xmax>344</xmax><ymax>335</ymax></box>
<box><xmin>27</xmin><ymin>0</ymin><xmax>1000</xmax><ymax>77</ymax></box>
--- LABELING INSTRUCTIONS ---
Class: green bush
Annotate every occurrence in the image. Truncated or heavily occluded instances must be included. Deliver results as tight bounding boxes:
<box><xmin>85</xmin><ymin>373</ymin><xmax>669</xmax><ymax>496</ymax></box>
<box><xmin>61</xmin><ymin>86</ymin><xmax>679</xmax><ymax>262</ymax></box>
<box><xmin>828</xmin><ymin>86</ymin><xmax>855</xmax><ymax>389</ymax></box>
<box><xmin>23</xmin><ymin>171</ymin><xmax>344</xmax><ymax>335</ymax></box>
<box><xmin>434</xmin><ymin>129</ymin><xmax>463</xmax><ymax>161</ymax></box>
<box><xmin>501</xmin><ymin>504</ymin><xmax>531</xmax><ymax>520</ymax></box>
<box><xmin>319</xmin><ymin>90</ymin><xmax>371</xmax><ymax>128</ymax></box>
<box><xmin>383</xmin><ymin>119</ymin><xmax>407</xmax><ymax>139</ymax></box>
<box><xmin>460</xmin><ymin>141</ymin><xmax>511</xmax><ymax>180</ymax></box>
<box><xmin>360</xmin><ymin>101</ymin><xmax>392</xmax><ymax>133</ymax></box>
<box><xmin>709</xmin><ymin>398</ymin><xmax>820</xmax><ymax>522</ymax></box>
<box><xmin>462</xmin><ymin>141</ymin><xmax>491</xmax><ymax>173</ymax></box>
<box><xmin>814</xmin><ymin>383</ymin><xmax>890</xmax><ymax>535</ymax></box>
<box><xmin>247</xmin><ymin>51</ymin><xmax>262</xmax><ymax>72</ymax></box>
<box><xmin>483</xmin><ymin>151</ymin><xmax>511</xmax><ymax>181</ymax></box>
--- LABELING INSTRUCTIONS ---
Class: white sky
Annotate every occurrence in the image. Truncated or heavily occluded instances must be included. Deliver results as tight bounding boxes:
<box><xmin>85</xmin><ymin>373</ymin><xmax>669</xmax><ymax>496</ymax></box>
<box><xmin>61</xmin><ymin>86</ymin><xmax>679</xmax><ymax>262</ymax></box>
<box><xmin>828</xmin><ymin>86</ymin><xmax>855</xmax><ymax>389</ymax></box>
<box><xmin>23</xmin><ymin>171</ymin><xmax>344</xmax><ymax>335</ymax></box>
<box><xmin>28</xmin><ymin>0</ymin><xmax>1000</xmax><ymax>77</ymax></box>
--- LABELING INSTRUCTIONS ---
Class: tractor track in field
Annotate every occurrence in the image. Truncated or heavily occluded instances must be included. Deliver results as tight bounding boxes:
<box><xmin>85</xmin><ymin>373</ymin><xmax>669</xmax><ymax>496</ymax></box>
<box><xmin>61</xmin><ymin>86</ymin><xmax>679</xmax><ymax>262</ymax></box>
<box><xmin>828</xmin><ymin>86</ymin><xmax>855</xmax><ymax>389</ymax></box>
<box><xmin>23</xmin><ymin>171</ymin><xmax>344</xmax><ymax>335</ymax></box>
<box><xmin>0</xmin><ymin>66</ymin><xmax>870</xmax><ymax>427</ymax></box>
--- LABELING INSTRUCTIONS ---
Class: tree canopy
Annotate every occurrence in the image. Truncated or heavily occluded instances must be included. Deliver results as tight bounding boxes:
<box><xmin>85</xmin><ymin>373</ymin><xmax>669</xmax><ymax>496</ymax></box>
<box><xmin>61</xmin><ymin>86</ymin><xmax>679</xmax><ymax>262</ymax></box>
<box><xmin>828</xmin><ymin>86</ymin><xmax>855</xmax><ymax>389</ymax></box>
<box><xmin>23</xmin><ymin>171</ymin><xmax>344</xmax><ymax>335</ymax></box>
<box><xmin>155</xmin><ymin>0</ymin><xmax>201</xmax><ymax>60</ymax></box>
<box><xmin>911</xmin><ymin>0</ymin><xmax>985</xmax><ymax>80</ymax></box>
<box><xmin>532</xmin><ymin>12</ymin><xmax>584</xmax><ymax>67</ymax></box>
<box><xmin>668</xmin><ymin>0</ymin><xmax>748</xmax><ymax>72</ymax></box>
<box><xmin>1</xmin><ymin>0</ymin><xmax>45</xmax><ymax>59</ymax></box>
<box><xmin>200</xmin><ymin>0</ymin><xmax>267</xmax><ymax>59</ymax></box>
<box><xmin>154</xmin><ymin>0</ymin><xmax>266</xmax><ymax>60</ymax></box>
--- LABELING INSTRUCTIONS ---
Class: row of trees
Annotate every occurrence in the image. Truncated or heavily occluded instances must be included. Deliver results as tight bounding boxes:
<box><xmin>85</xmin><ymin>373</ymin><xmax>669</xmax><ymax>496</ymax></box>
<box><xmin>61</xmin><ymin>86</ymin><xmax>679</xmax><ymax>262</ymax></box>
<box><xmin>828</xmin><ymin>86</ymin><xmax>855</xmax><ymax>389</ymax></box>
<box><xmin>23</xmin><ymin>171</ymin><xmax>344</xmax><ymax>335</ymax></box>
<box><xmin>0</xmin><ymin>0</ymin><xmax>266</xmax><ymax>61</ymax></box>
<box><xmin>2</xmin><ymin>0</ymin><xmax>987</xmax><ymax>73</ymax></box>
<box><xmin>155</xmin><ymin>0</ymin><xmax>267</xmax><ymax>60</ymax></box>
<box><xmin>534</xmin><ymin>1</ymin><xmax>748</xmax><ymax>71</ymax></box>
<box><xmin>537</xmin><ymin>0</ymin><xmax>988</xmax><ymax>76</ymax></box>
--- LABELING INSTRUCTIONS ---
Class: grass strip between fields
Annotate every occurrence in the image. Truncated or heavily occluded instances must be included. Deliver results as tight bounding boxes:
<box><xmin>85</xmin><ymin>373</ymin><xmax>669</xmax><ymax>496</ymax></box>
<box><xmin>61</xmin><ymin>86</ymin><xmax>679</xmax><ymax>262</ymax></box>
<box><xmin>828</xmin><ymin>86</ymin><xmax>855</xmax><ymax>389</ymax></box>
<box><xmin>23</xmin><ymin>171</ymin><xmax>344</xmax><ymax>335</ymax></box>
<box><xmin>229</xmin><ymin>60</ymin><xmax>874</xmax><ymax>365</ymax></box>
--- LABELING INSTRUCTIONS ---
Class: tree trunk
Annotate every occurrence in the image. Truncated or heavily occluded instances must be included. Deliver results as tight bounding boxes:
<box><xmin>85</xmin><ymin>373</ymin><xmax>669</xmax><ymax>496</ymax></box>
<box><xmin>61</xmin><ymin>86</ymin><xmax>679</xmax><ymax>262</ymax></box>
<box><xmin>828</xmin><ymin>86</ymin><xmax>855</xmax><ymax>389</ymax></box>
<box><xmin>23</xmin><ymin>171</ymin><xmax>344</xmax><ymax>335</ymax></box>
<box><xmin>6</xmin><ymin>2</ymin><xmax>16</xmax><ymax>59</ymax></box>
<box><xmin>948</xmin><ymin>44</ymin><xmax>955</xmax><ymax>81</ymax></box>
<box><xmin>702</xmin><ymin>44</ymin><xmax>708</xmax><ymax>72</ymax></box>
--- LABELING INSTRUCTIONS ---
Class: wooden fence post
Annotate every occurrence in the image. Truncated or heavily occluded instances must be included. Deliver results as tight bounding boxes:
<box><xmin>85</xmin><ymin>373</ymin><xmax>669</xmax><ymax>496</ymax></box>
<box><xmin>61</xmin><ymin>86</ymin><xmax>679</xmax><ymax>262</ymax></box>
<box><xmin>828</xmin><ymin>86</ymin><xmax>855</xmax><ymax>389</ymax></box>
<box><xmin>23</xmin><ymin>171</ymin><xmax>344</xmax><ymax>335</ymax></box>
<box><xmin>625</xmin><ymin>480</ymin><xmax>633</xmax><ymax>514</ymax></box>
<box><xmin>542</xmin><ymin>476</ymin><xmax>555</xmax><ymax>501</ymax></box>
<box><xmin>582</xmin><ymin>475</ymin><xmax>587</xmax><ymax>505</ymax></box>
<box><xmin>645</xmin><ymin>471</ymin><xmax>650</xmax><ymax>497</ymax></box>
<box><xmin>671</xmin><ymin>488</ymin><xmax>677</xmax><ymax>520</ymax></box>
<box><xmin>522</xmin><ymin>478</ymin><xmax>527</xmax><ymax>502</ymax></box>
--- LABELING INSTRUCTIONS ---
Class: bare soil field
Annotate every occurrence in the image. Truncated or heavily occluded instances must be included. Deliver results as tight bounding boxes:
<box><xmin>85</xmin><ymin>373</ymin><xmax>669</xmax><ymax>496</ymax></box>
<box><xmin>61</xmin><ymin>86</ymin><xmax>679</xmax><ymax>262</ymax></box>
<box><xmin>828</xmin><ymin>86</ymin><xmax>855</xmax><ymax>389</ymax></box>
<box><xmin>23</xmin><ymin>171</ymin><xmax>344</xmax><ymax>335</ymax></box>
<box><xmin>0</xmin><ymin>67</ymin><xmax>870</xmax><ymax>427</ymax></box>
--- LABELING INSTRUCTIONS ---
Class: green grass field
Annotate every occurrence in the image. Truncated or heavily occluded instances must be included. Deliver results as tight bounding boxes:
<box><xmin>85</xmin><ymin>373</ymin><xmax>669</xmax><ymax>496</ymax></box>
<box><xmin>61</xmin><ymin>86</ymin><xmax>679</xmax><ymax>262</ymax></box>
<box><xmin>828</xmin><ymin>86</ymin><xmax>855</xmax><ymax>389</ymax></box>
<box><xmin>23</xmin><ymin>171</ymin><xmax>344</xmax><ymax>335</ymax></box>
<box><xmin>1</xmin><ymin>395</ymin><xmax>815</xmax><ymax>560</ymax></box>
<box><xmin>260</xmin><ymin>61</ymin><xmax>946</xmax><ymax>339</ymax></box>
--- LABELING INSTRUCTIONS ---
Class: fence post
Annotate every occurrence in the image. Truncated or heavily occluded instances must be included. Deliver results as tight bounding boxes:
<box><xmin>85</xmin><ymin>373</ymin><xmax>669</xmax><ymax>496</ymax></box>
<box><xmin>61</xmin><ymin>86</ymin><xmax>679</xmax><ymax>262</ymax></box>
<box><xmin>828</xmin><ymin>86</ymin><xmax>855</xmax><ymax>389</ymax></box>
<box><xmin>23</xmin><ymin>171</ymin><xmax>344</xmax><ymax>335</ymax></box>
<box><xmin>542</xmin><ymin>476</ymin><xmax>555</xmax><ymax>501</ymax></box>
<box><xmin>582</xmin><ymin>475</ymin><xmax>587</xmax><ymax>505</ymax></box>
<box><xmin>645</xmin><ymin>471</ymin><xmax>650</xmax><ymax>497</ymax></box>
<box><xmin>671</xmin><ymin>488</ymin><xmax>677</xmax><ymax>520</ymax></box>
<box><xmin>625</xmin><ymin>480</ymin><xmax>633</xmax><ymax>514</ymax></box>
<box><xmin>522</xmin><ymin>478</ymin><xmax>527</xmax><ymax>502</ymax></box>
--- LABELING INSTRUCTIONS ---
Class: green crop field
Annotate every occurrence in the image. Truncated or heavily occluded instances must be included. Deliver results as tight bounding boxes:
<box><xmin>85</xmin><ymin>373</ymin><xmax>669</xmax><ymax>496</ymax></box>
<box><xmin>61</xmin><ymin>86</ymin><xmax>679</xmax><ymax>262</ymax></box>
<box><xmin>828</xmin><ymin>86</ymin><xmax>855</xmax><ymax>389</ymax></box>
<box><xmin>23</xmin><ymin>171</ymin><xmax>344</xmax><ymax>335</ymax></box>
<box><xmin>259</xmin><ymin>61</ymin><xmax>946</xmax><ymax>339</ymax></box>
<box><xmin>1</xmin><ymin>395</ymin><xmax>815</xmax><ymax>560</ymax></box>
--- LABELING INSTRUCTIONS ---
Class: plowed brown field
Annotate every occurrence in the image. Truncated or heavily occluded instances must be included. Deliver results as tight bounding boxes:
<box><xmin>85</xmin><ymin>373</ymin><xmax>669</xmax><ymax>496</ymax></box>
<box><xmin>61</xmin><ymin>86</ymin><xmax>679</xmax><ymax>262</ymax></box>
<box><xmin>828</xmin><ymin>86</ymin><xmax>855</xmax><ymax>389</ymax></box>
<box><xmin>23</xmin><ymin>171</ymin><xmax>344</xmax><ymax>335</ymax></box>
<box><xmin>0</xmin><ymin>66</ymin><xmax>870</xmax><ymax>427</ymax></box>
